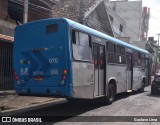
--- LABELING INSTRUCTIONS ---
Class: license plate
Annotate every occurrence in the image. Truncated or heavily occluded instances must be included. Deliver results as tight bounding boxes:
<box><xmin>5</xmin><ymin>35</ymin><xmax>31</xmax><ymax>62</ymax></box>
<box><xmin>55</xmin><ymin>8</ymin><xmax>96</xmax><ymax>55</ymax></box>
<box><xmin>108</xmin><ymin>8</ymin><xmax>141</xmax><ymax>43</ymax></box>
<box><xmin>34</xmin><ymin>76</ymin><xmax>43</xmax><ymax>81</ymax></box>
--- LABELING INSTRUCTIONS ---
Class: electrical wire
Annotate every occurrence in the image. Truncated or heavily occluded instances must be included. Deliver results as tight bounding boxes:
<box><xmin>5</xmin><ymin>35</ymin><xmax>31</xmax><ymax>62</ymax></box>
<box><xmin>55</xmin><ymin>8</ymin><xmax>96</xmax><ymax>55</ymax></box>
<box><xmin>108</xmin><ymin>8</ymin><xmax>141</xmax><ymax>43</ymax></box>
<box><xmin>3</xmin><ymin>0</ymin><xmax>146</xmax><ymax>39</ymax></box>
<box><xmin>8</xmin><ymin>0</ymin><xmax>52</xmax><ymax>16</ymax></box>
<box><xmin>9</xmin><ymin>0</ymin><xmax>53</xmax><ymax>12</ymax></box>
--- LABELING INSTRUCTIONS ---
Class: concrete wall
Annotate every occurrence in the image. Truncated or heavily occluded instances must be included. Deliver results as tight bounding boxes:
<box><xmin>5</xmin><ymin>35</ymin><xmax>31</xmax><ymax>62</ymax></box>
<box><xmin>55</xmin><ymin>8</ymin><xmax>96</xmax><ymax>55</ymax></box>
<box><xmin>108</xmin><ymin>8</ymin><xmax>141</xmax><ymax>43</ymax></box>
<box><xmin>107</xmin><ymin>6</ymin><xmax>126</xmax><ymax>37</ymax></box>
<box><xmin>0</xmin><ymin>0</ymin><xmax>53</xmax><ymax>36</ymax></box>
<box><xmin>132</xmin><ymin>40</ymin><xmax>146</xmax><ymax>49</ymax></box>
<box><xmin>111</xmin><ymin>1</ymin><xmax>142</xmax><ymax>42</ymax></box>
<box><xmin>85</xmin><ymin>1</ymin><xmax>114</xmax><ymax>36</ymax></box>
<box><xmin>0</xmin><ymin>20</ymin><xmax>16</xmax><ymax>37</ymax></box>
<box><xmin>0</xmin><ymin>0</ymin><xmax>16</xmax><ymax>37</ymax></box>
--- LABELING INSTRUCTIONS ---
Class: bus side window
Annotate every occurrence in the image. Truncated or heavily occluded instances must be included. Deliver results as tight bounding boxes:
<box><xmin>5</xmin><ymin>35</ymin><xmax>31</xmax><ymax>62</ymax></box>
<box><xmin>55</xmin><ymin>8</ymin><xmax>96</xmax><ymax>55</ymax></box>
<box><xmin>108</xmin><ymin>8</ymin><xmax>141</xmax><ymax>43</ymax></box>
<box><xmin>72</xmin><ymin>30</ymin><xmax>79</xmax><ymax>44</ymax></box>
<box><xmin>116</xmin><ymin>45</ymin><xmax>126</xmax><ymax>64</ymax></box>
<box><xmin>89</xmin><ymin>36</ymin><xmax>92</xmax><ymax>48</ymax></box>
<box><xmin>107</xmin><ymin>42</ymin><xmax>116</xmax><ymax>64</ymax></box>
<box><xmin>72</xmin><ymin>30</ymin><xmax>92</xmax><ymax>62</ymax></box>
<box><xmin>79</xmin><ymin>32</ymin><xmax>90</xmax><ymax>47</ymax></box>
<box><xmin>134</xmin><ymin>51</ymin><xmax>141</xmax><ymax>66</ymax></box>
<box><xmin>140</xmin><ymin>53</ymin><xmax>145</xmax><ymax>69</ymax></box>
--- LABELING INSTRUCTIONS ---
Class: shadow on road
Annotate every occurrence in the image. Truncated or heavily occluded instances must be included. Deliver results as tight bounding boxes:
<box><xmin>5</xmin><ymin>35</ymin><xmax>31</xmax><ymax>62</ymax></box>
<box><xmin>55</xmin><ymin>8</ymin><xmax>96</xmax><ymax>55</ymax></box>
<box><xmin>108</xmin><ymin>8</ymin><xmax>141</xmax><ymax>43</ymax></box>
<box><xmin>10</xmin><ymin>91</ymin><xmax>143</xmax><ymax>116</ymax></box>
<box><xmin>146</xmin><ymin>92</ymin><xmax>160</xmax><ymax>98</ymax></box>
<box><xmin>115</xmin><ymin>90</ymin><xmax>146</xmax><ymax>101</ymax></box>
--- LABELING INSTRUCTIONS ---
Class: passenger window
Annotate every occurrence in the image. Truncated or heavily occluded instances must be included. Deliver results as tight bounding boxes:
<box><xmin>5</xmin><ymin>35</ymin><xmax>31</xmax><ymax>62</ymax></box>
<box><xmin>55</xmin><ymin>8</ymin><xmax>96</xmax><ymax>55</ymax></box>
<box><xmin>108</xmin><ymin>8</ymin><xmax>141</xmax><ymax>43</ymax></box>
<box><xmin>107</xmin><ymin>42</ymin><xmax>116</xmax><ymax>64</ymax></box>
<box><xmin>79</xmin><ymin>32</ymin><xmax>89</xmax><ymax>47</ymax></box>
<box><xmin>140</xmin><ymin>53</ymin><xmax>145</xmax><ymax>68</ymax></box>
<box><xmin>134</xmin><ymin>51</ymin><xmax>141</xmax><ymax>66</ymax></box>
<box><xmin>116</xmin><ymin>45</ymin><xmax>126</xmax><ymax>64</ymax></box>
<box><xmin>71</xmin><ymin>30</ymin><xmax>92</xmax><ymax>62</ymax></box>
<box><xmin>72</xmin><ymin>30</ymin><xmax>79</xmax><ymax>44</ymax></box>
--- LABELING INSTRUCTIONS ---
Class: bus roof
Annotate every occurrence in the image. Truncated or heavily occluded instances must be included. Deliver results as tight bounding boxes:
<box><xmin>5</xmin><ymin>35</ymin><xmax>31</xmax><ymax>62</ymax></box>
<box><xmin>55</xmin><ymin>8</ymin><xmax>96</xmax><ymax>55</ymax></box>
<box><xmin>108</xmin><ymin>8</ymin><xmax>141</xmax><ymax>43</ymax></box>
<box><xmin>64</xmin><ymin>18</ymin><xmax>149</xmax><ymax>55</ymax></box>
<box><xmin>16</xmin><ymin>18</ymin><xmax>149</xmax><ymax>55</ymax></box>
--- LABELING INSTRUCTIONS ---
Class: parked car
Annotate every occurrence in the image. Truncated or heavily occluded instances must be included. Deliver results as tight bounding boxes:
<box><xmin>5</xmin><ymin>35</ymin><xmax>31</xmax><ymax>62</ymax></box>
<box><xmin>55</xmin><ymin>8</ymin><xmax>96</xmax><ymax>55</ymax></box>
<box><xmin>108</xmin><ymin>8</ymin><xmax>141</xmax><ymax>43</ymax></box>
<box><xmin>151</xmin><ymin>75</ymin><xmax>160</xmax><ymax>95</ymax></box>
<box><xmin>155</xmin><ymin>69</ymin><xmax>160</xmax><ymax>75</ymax></box>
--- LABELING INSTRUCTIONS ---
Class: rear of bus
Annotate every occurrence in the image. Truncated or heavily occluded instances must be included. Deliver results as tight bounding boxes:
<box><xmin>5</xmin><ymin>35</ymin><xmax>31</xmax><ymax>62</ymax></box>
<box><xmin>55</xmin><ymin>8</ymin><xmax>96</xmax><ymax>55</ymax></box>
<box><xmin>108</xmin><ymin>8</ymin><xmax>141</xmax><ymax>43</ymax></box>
<box><xmin>14</xmin><ymin>18</ymin><xmax>73</xmax><ymax>97</ymax></box>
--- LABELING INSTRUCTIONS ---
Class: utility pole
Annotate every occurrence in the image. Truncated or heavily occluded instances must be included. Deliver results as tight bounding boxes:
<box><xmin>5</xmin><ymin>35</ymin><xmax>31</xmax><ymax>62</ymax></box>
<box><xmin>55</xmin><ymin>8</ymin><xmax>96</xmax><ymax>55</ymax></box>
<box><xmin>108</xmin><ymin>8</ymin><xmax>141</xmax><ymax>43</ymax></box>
<box><xmin>79</xmin><ymin>0</ymin><xmax>84</xmax><ymax>24</ymax></box>
<box><xmin>23</xmin><ymin>0</ymin><xmax>28</xmax><ymax>23</ymax></box>
<box><xmin>155</xmin><ymin>33</ymin><xmax>160</xmax><ymax>76</ymax></box>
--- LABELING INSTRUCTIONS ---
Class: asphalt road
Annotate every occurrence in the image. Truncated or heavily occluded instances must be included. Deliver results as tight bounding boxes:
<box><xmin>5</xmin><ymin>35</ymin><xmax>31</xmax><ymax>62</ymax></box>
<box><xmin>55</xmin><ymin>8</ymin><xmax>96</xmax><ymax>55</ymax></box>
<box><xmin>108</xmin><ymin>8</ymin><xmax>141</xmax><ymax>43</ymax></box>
<box><xmin>3</xmin><ymin>86</ymin><xmax>160</xmax><ymax>125</ymax></box>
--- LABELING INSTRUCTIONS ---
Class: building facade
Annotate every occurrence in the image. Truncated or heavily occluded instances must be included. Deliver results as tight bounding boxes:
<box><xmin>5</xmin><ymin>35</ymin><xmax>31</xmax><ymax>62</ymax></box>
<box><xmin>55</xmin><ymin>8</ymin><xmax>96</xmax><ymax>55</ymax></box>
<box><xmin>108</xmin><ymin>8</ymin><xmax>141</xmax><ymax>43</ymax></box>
<box><xmin>52</xmin><ymin>0</ymin><xmax>114</xmax><ymax>36</ymax></box>
<box><xmin>107</xmin><ymin>4</ymin><xmax>126</xmax><ymax>38</ymax></box>
<box><xmin>0</xmin><ymin>0</ymin><xmax>55</xmax><ymax>36</ymax></box>
<box><xmin>109</xmin><ymin>0</ymin><xmax>150</xmax><ymax>49</ymax></box>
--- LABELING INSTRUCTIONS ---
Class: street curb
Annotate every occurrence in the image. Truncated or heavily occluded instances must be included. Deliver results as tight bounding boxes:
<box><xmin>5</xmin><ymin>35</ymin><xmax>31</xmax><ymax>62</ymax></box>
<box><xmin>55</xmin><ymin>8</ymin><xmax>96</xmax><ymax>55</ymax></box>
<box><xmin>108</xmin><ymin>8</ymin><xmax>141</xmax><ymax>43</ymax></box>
<box><xmin>0</xmin><ymin>98</ymin><xmax>66</xmax><ymax>116</ymax></box>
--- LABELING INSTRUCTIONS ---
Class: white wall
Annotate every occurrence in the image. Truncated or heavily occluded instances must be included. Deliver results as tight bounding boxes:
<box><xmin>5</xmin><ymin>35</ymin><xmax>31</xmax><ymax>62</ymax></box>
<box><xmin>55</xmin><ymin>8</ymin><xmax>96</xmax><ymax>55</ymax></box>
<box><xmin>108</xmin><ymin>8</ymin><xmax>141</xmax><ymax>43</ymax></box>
<box><xmin>112</xmin><ymin>1</ymin><xmax>143</xmax><ymax>42</ymax></box>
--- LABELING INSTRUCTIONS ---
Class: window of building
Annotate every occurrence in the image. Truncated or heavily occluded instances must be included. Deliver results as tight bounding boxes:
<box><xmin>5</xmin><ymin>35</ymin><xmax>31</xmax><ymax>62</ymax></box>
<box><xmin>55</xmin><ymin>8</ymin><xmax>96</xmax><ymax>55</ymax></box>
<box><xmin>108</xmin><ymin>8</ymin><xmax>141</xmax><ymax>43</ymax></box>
<box><xmin>109</xmin><ymin>15</ymin><xmax>114</xmax><ymax>23</ymax></box>
<box><xmin>120</xmin><ymin>24</ymin><xmax>123</xmax><ymax>32</ymax></box>
<box><xmin>107</xmin><ymin>42</ymin><xmax>116</xmax><ymax>64</ymax></box>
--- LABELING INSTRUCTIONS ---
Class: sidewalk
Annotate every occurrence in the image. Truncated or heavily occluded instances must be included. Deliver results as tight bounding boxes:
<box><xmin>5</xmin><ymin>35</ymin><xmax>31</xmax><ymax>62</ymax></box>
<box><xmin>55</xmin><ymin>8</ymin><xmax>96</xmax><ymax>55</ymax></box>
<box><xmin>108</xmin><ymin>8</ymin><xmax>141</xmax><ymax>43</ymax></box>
<box><xmin>0</xmin><ymin>90</ymin><xmax>66</xmax><ymax>115</ymax></box>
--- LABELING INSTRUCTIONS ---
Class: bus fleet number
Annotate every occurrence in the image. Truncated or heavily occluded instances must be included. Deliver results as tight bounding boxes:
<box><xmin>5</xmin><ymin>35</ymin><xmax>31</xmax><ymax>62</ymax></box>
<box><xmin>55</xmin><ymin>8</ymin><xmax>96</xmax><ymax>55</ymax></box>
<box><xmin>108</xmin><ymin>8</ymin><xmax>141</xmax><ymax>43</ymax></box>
<box><xmin>49</xmin><ymin>58</ymin><xmax>58</xmax><ymax>64</ymax></box>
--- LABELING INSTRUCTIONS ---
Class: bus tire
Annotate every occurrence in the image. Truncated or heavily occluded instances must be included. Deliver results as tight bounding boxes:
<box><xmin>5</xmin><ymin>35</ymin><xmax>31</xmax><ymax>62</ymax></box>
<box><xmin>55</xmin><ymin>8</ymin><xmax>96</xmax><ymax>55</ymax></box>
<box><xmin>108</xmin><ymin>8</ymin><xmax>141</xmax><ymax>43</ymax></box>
<box><xmin>66</xmin><ymin>98</ymin><xmax>79</xmax><ymax>104</ymax></box>
<box><xmin>138</xmin><ymin>84</ymin><xmax>144</xmax><ymax>93</ymax></box>
<box><xmin>138</xmin><ymin>79</ymin><xmax>145</xmax><ymax>93</ymax></box>
<box><xmin>151</xmin><ymin>89</ymin><xmax>155</xmax><ymax>95</ymax></box>
<box><xmin>106</xmin><ymin>83</ymin><xmax>116</xmax><ymax>104</ymax></box>
<box><xmin>66</xmin><ymin>98</ymin><xmax>74</xmax><ymax>102</ymax></box>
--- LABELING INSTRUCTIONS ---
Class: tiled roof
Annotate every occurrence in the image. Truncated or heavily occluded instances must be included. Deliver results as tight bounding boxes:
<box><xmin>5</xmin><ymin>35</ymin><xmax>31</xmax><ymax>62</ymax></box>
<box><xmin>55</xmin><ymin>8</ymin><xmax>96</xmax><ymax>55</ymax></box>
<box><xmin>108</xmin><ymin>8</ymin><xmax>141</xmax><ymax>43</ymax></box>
<box><xmin>52</xmin><ymin>0</ymin><xmax>102</xmax><ymax>22</ymax></box>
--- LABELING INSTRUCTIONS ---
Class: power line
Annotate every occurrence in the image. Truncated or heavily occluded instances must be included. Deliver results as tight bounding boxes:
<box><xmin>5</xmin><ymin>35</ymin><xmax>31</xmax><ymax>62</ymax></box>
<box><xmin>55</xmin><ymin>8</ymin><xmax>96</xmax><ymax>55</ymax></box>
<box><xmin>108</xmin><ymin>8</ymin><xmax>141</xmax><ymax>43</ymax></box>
<box><xmin>4</xmin><ymin>0</ymin><xmax>146</xmax><ymax>39</ymax></box>
<box><xmin>87</xmin><ymin>15</ymin><xmax>139</xmax><ymax>38</ymax></box>
<box><xmin>9</xmin><ymin>0</ymin><xmax>53</xmax><ymax>12</ymax></box>
<box><xmin>8</xmin><ymin>0</ymin><xmax>52</xmax><ymax>16</ymax></box>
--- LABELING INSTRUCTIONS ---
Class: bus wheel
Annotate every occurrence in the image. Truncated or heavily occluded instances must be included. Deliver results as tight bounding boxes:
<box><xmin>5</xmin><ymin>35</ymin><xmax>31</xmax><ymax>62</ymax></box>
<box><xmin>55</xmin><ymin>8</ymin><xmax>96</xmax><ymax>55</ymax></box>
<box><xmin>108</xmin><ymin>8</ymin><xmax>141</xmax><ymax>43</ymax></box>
<box><xmin>66</xmin><ymin>98</ymin><xmax>79</xmax><ymax>104</ymax></box>
<box><xmin>66</xmin><ymin>98</ymin><xmax>74</xmax><ymax>103</ymax></box>
<box><xmin>138</xmin><ymin>80</ymin><xmax>145</xmax><ymax>93</ymax></box>
<box><xmin>106</xmin><ymin>83</ymin><xmax>116</xmax><ymax>104</ymax></box>
<box><xmin>138</xmin><ymin>85</ymin><xmax>144</xmax><ymax>93</ymax></box>
<box><xmin>151</xmin><ymin>89</ymin><xmax>156</xmax><ymax>95</ymax></box>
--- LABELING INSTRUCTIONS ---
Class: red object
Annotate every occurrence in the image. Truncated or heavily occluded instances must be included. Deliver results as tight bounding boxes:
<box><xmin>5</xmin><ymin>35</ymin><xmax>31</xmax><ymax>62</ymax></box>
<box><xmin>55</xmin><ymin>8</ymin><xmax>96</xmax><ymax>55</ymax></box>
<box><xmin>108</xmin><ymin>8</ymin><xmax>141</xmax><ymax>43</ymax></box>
<box><xmin>34</xmin><ymin>76</ymin><xmax>43</xmax><ymax>81</ymax></box>
<box><xmin>62</xmin><ymin>75</ymin><xmax>66</xmax><ymax>80</ymax></box>
<box><xmin>14</xmin><ymin>71</ymin><xmax>19</xmax><ymax>81</ymax></box>
<box><xmin>63</xmin><ymin>69</ymin><xmax>68</xmax><ymax>75</ymax></box>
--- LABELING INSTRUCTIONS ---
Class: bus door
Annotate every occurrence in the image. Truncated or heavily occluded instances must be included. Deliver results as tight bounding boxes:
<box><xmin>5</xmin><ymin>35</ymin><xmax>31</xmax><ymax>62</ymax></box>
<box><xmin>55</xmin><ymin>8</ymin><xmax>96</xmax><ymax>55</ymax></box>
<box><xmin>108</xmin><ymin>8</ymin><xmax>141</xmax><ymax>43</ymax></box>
<box><xmin>126</xmin><ymin>53</ymin><xmax>133</xmax><ymax>90</ymax></box>
<box><xmin>93</xmin><ymin>43</ymin><xmax>105</xmax><ymax>96</ymax></box>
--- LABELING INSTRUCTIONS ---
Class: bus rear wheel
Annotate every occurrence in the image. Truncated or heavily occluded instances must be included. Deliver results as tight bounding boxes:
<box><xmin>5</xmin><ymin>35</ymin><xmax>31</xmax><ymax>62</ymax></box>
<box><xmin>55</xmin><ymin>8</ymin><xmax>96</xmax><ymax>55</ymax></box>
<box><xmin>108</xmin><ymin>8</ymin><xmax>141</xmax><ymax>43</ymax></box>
<box><xmin>138</xmin><ymin>79</ymin><xmax>145</xmax><ymax>93</ymax></box>
<box><xmin>106</xmin><ymin>83</ymin><xmax>116</xmax><ymax>104</ymax></box>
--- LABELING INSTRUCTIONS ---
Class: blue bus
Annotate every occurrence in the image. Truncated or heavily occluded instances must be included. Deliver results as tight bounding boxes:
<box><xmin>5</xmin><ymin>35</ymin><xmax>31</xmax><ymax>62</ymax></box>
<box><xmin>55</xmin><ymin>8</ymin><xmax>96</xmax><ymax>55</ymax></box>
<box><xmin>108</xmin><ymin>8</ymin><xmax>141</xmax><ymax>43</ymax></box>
<box><xmin>14</xmin><ymin>18</ymin><xmax>152</xmax><ymax>104</ymax></box>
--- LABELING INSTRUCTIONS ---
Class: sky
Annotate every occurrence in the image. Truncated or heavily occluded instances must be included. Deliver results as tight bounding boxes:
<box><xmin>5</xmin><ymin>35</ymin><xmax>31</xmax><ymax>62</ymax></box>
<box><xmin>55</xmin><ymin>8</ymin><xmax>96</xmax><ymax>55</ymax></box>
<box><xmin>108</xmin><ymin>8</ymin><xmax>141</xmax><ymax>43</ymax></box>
<box><xmin>110</xmin><ymin>0</ymin><xmax>160</xmax><ymax>40</ymax></box>
<box><xmin>142</xmin><ymin>0</ymin><xmax>160</xmax><ymax>40</ymax></box>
